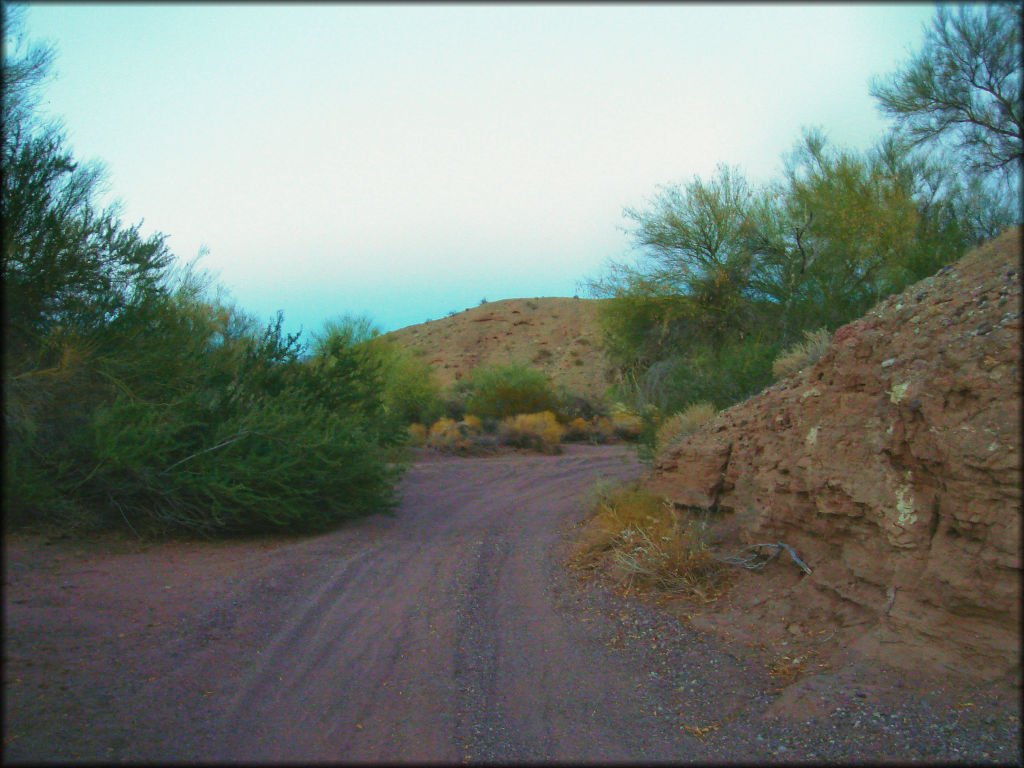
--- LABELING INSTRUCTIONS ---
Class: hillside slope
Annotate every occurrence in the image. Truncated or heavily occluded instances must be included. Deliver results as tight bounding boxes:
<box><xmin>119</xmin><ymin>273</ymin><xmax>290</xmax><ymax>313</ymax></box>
<box><xmin>383</xmin><ymin>297</ymin><xmax>616</xmax><ymax>402</ymax></box>
<box><xmin>647</xmin><ymin>226</ymin><xmax>1021</xmax><ymax>683</ymax></box>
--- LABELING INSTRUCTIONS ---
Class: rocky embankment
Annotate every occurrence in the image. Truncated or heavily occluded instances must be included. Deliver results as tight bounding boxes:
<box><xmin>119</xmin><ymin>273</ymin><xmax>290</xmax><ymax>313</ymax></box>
<box><xmin>648</xmin><ymin>227</ymin><xmax>1021</xmax><ymax>684</ymax></box>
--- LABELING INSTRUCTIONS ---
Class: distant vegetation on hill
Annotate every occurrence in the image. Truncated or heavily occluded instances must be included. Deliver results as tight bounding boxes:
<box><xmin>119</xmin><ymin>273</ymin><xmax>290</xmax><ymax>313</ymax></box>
<box><xmin>383</xmin><ymin>297</ymin><xmax>614</xmax><ymax>402</ymax></box>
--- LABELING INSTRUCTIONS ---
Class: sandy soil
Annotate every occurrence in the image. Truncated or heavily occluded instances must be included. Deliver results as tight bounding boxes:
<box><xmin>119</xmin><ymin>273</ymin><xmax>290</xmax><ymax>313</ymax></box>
<box><xmin>3</xmin><ymin>445</ymin><xmax>1020</xmax><ymax>763</ymax></box>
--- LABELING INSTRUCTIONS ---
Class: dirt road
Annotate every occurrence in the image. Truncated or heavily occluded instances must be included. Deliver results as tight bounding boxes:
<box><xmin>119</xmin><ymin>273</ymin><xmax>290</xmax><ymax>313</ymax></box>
<box><xmin>3</xmin><ymin>445</ymin><xmax>1019</xmax><ymax>762</ymax></box>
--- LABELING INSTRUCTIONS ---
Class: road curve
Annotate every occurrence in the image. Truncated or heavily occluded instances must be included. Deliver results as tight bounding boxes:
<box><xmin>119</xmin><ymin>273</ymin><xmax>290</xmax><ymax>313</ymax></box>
<box><xmin>5</xmin><ymin>444</ymin><xmax>1017</xmax><ymax>763</ymax></box>
<box><xmin>214</xmin><ymin>445</ymin><xmax>672</xmax><ymax>762</ymax></box>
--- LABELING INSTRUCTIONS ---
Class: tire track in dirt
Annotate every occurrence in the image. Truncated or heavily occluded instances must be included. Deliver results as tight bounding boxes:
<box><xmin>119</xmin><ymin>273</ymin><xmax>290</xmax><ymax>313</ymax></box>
<box><xmin>212</xmin><ymin>445</ymin><xmax>647</xmax><ymax>762</ymax></box>
<box><xmin>6</xmin><ymin>444</ymin><xmax>1018</xmax><ymax>763</ymax></box>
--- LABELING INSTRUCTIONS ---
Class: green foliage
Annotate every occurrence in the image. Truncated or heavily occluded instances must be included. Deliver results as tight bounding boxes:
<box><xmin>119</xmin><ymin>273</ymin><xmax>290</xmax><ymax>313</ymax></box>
<box><xmin>870</xmin><ymin>4</ymin><xmax>1022</xmax><ymax>180</ymax></box>
<box><xmin>589</xmin><ymin>116</ymin><xmax>1013</xmax><ymax>417</ymax></box>
<box><xmin>616</xmin><ymin>338</ymin><xmax>779</xmax><ymax>415</ymax></box>
<box><xmin>306</xmin><ymin>315</ymin><xmax>443</xmax><ymax>432</ymax></box>
<box><xmin>378</xmin><ymin>339</ymin><xmax>443</xmax><ymax>428</ymax></box>
<box><xmin>2</xmin><ymin>18</ymin><xmax>402</xmax><ymax>537</ymax></box>
<box><xmin>620</xmin><ymin>164</ymin><xmax>760</xmax><ymax>339</ymax></box>
<box><xmin>463</xmin><ymin>363</ymin><xmax>559</xmax><ymax>421</ymax></box>
<box><xmin>303</xmin><ymin>315</ymin><xmax>387</xmax><ymax>421</ymax></box>
<box><xmin>84</xmin><ymin>390</ymin><xmax>398</xmax><ymax>535</ymax></box>
<box><xmin>585</xmin><ymin>6</ymin><xmax>1023</xmax><ymax>421</ymax></box>
<box><xmin>752</xmin><ymin>129</ymin><xmax>925</xmax><ymax>335</ymax></box>
<box><xmin>2</xmin><ymin>14</ymin><xmax>174</xmax><ymax>361</ymax></box>
<box><xmin>5</xmin><ymin>277</ymin><xmax>403</xmax><ymax>535</ymax></box>
<box><xmin>593</xmin><ymin>292</ymin><xmax>692</xmax><ymax>380</ymax></box>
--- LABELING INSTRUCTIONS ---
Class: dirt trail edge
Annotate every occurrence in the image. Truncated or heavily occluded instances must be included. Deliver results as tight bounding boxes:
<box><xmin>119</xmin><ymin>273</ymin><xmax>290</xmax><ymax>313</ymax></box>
<box><xmin>4</xmin><ymin>445</ymin><xmax>1019</xmax><ymax>763</ymax></box>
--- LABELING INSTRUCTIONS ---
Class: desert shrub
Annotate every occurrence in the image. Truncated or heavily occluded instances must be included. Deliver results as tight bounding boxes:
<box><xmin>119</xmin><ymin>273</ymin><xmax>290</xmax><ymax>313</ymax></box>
<box><xmin>85</xmin><ymin>392</ymin><xmax>399</xmax><ymax>535</ymax></box>
<box><xmin>427</xmin><ymin>417</ymin><xmax>462</xmax><ymax>449</ymax></box>
<box><xmin>771</xmin><ymin>328</ymin><xmax>832</xmax><ymax>380</ymax></box>
<box><xmin>464</xmin><ymin>363</ymin><xmax>558</xmax><ymax>421</ymax></box>
<box><xmin>561</xmin><ymin>415</ymin><xmax>618</xmax><ymax>444</ymax></box>
<box><xmin>461</xmin><ymin>414</ymin><xmax>484</xmax><ymax>433</ymax></box>
<box><xmin>2</xmin><ymin>18</ymin><xmax>404</xmax><ymax>537</ymax></box>
<box><xmin>571</xmin><ymin>482</ymin><xmax>723</xmax><ymax>600</ymax></box>
<box><xmin>439</xmin><ymin>386</ymin><xmax>469</xmax><ymax>421</ymax></box>
<box><xmin>376</xmin><ymin>339</ymin><xmax>443</xmax><ymax>427</ymax></box>
<box><xmin>562</xmin><ymin>417</ymin><xmax>592</xmax><ymax>442</ymax></box>
<box><xmin>498</xmin><ymin>411</ymin><xmax>564</xmax><ymax>454</ymax></box>
<box><xmin>590</xmin><ymin>416</ymin><xmax>614</xmax><ymax>444</ymax></box>
<box><xmin>407</xmin><ymin>423</ymin><xmax>428</xmax><ymax>445</ymax></box>
<box><xmin>633</xmin><ymin>338</ymin><xmax>779</xmax><ymax>413</ymax></box>
<box><xmin>6</xmin><ymin>294</ymin><xmax>403</xmax><ymax>536</ymax></box>
<box><xmin>556</xmin><ymin>389</ymin><xmax>606</xmax><ymax>422</ymax></box>
<box><xmin>655</xmin><ymin>401</ymin><xmax>717</xmax><ymax>454</ymax></box>
<box><xmin>425</xmin><ymin>416</ymin><xmax>493</xmax><ymax>454</ymax></box>
<box><xmin>609</xmin><ymin>404</ymin><xmax>646</xmax><ymax>442</ymax></box>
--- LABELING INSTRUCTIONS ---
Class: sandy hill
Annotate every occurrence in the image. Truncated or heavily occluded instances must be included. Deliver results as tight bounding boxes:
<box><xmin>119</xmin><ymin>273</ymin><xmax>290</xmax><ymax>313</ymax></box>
<box><xmin>383</xmin><ymin>297</ymin><xmax>616</xmax><ymax>402</ymax></box>
<box><xmin>648</xmin><ymin>226</ymin><xmax>1021</xmax><ymax>684</ymax></box>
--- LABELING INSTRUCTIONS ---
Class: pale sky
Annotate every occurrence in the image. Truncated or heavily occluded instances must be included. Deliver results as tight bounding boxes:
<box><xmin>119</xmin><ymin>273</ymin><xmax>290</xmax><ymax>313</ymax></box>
<box><xmin>14</xmin><ymin>2</ymin><xmax>939</xmax><ymax>336</ymax></box>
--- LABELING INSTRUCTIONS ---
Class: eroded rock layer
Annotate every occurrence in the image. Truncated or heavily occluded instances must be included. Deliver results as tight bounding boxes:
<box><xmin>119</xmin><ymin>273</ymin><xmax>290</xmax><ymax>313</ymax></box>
<box><xmin>648</xmin><ymin>227</ymin><xmax>1021</xmax><ymax>682</ymax></box>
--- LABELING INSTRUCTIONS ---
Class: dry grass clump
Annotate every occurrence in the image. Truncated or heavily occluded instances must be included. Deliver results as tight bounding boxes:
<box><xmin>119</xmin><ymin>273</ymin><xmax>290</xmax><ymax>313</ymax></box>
<box><xmin>461</xmin><ymin>414</ymin><xmax>483</xmax><ymax>433</ymax></box>
<box><xmin>771</xmin><ymin>328</ymin><xmax>831</xmax><ymax>380</ymax></box>
<box><xmin>424</xmin><ymin>416</ymin><xmax>486</xmax><ymax>453</ymax></box>
<box><xmin>562</xmin><ymin>416</ymin><xmax>592</xmax><ymax>442</ymax></box>
<box><xmin>571</xmin><ymin>482</ymin><xmax>723</xmax><ymax>601</ymax></box>
<box><xmin>655</xmin><ymin>401</ymin><xmax>717</xmax><ymax>454</ymax></box>
<box><xmin>498</xmin><ymin>410</ymin><xmax>564</xmax><ymax>453</ymax></box>
<box><xmin>562</xmin><ymin>415</ymin><xmax>614</xmax><ymax>444</ymax></box>
<box><xmin>609</xmin><ymin>404</ymin><xmax>644</xmax><ymax>441</ymax></box>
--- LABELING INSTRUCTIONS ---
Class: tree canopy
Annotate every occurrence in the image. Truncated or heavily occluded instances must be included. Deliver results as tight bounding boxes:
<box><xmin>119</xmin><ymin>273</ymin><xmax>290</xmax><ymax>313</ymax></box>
<box><xmin>871</xmin><ymin>4</ymin><xmax>1022</xmax><ymax>180</ymax></box>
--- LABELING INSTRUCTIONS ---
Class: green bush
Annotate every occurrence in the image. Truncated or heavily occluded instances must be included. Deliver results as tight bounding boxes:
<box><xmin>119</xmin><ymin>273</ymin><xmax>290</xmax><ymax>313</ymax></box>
<box><xmin>4</xmin><ymin>266</ymin><xmax>403</xmax><ymax>536</ymax></box>
<box><xmin>378</xmin><ymin>340</ymin><xmax>443</xmax><ymax>427</ymax></box>
<box><xmin>84</xmin><ymin>391</ymin><xmax>399</xmax><ymax>535</ymax></box>
<box><xmin>2</xmin><ymin>18</ymin><xmax>407</xmax><ymax>537</ymax></box>
<box><xmin>631</xmin><ymin>339</ymin><xmax>779</xmax><ymax>413</ymax></box>
<box><xmin>464</xmin><ymin>363</ymin><xmax>559</xmax><ymax>421</ymax></box>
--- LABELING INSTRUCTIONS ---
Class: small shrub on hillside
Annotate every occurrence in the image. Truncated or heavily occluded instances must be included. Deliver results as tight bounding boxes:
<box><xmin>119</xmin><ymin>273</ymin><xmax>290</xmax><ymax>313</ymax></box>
<box><xmin>655</xmin><ymin>401</ymin><xmax>717</xmax><ymax>454</ymax></box>
<box><xmin>532</xmin><ymin>348</ymin><xmax>554</xmax><ymax>364</ymax></box>
<box><xmin>498</xmin><ymin>411</ymin><xmax>564</xmax><ymax>453</ymax></box>
<box><xmin>772</xmin><ymin>328</ymin><xmax>831</xmax><ymax>380</ymax></box>
<box><xmin>464</xmin><ymin>363</ymin><xmax>558</xmax><ymax>421</ymax></box>
<box><xmin>571</xmin><ymin>482</ymin><xmax>723</xmax><ymax>601</ymax></box>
